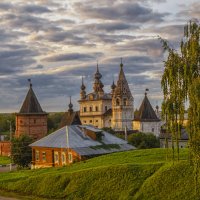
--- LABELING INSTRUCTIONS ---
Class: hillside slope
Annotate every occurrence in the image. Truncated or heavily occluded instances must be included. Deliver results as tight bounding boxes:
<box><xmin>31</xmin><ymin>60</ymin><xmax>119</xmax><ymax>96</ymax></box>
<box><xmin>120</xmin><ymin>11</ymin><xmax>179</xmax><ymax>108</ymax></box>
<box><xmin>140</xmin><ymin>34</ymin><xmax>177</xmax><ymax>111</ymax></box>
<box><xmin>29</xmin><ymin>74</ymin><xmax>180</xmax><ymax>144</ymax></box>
<box><xmin>0</xmin><ymin>148</ymin><xmax>197</xmax><ymax>200</ymax></box>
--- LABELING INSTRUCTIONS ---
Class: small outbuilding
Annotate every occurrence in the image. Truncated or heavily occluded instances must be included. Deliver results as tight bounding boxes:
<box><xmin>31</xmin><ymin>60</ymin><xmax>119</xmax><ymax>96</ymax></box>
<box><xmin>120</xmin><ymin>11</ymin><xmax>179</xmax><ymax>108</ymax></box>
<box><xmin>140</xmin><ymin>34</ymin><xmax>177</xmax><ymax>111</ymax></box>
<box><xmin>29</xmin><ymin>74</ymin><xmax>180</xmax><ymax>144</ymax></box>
<box><xmin>30</xmin><ymin>125</ymin><xmax>135</xmax><ymax>168</ymax></box>
<box><xmin>159</xmin><ymin>128</ymin><xmax>189</xmax><ymax>148</ymax></box>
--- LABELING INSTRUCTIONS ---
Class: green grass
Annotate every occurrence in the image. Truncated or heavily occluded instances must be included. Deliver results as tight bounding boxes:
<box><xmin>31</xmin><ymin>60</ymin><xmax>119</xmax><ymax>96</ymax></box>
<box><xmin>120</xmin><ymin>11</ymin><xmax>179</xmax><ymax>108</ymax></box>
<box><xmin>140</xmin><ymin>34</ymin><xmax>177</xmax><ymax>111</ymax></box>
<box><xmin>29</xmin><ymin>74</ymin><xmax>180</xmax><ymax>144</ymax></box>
<box><xmin>0</xmin><ymin>148</ymin><xmax>197</xmax><ymax>200</ymax></box>
<box><xmin>0</xmin><ymin>156</ymin><xmax>10</xmax><ymax>165</ymax></box>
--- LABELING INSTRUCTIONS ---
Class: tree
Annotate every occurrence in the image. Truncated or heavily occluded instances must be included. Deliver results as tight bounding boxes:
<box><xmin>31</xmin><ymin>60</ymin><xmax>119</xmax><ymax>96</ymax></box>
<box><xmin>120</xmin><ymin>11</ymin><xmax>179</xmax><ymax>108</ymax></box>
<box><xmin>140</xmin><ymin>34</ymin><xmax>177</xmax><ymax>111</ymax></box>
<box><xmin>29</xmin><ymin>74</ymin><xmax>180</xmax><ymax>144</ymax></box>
<box><xmin>128</xmin><ymin>132</ymin><xmax>160</xmax><ymax>149</ymax></box>
<box><xmin>11</xmin><ymin>135</ymin><xmax>33</xmax><ymax>168</ymax></box>
<box><xmin>160</xmin><ymin>21</ymin><xmax>200</xmax><ymax>197</ymax></box>
<box><xmin>160</xmin><ymin>21</ymin><xmax>200</xmax><ymax>162</ymax></box>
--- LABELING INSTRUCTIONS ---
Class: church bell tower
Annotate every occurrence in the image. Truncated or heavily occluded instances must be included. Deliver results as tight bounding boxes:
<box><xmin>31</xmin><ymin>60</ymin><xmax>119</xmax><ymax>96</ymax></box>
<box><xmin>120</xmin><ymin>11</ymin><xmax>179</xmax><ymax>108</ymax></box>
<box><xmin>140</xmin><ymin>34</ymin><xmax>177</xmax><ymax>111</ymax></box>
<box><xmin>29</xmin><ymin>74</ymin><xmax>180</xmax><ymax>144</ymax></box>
<box><xmin>111</xmin><ymin>60</ymin><xmax>134</xmax><ymax>131</ymax></box>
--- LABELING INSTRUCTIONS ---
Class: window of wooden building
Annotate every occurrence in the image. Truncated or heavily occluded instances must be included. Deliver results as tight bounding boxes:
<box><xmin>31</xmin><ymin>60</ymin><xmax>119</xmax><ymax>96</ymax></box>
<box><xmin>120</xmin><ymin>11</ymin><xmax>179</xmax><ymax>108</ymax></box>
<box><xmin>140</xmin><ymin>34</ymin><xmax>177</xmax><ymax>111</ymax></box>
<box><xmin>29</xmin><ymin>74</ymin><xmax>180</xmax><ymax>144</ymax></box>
<box><xmin>36</xmin><ymin>150</ymin><xmax>39</xmax><ymax>161</ymax></box>
<box><xmin>62</xmin><ymin>152</ymin><xmax>66</xmax><ymax>165</ymax></box>
<box><xmin>68</xmin><ymin>152</ymin><xmax>73</xmax><ymax>163</ymax></box>
<box><xmin>54</xmin><ymin>152</ymin><xmax>59</xmax><ymax>163</ymax></box>
<box><xmin>42</xmin><ymin>152</ymin><xmax>46</xmax><ymax>162</ymax></box>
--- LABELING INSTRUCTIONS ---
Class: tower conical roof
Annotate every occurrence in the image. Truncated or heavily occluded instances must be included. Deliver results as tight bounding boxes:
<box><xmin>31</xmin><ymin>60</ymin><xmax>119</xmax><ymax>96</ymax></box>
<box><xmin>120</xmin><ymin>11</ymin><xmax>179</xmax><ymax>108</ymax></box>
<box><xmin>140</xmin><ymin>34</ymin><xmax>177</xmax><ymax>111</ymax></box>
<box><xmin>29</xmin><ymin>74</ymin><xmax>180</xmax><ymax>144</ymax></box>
<box><xmin>93</xmin><ymin>63</ymin><xmax>104</xmax><ymax>93</ymax></box>
<box><xmin>19</xmin><ymin>83</ymin><xmax>45</xmax><ymax>114</ymax></box>
<box><xmin>135</xmin><ymin>93</ymin><xmax>160</xmax><ymax>122</ymax></box>
<box><xmin>114</xmin><ymin>61</ymin><xmax>132</xmax><ymax>98</ymax></box>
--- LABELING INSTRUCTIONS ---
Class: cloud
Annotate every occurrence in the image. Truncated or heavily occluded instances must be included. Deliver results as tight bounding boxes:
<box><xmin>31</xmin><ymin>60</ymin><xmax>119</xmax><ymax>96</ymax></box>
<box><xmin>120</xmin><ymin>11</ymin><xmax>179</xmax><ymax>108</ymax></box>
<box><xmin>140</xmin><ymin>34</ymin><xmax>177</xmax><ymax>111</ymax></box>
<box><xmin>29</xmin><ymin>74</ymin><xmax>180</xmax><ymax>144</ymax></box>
<box><xmin>113</xmin><ymin>38</ymin><xmax>164</xmax><ymax>58</ymax></box>
<box><xmin>0</xmin><ymin>49</ymin><xmax>38</xmax><ymax>75</ymax></box>
<box><xmin>82</xmin><ymin>22</ymin><xmax>139</xmax><ymax>32</ymax></box>
<box><xmin>177</xmin><ymin>2</ymin><xmax>200</xmax><ymax>20</ymax></box>
<box><xmin>20</xmin><ymin>4</ymin><xmax>52</xmax><ymax>14</ymax></box>
<box><xmin>73</xmin><ymin>2</ymin><xmax>169</xmax><ymax>23</ymax></box>
<box><xmin>0</xmin><ymin>2</ymin><xmax>13</xmax><ymax>11</ymax></box>
<box><xmin>42</xmin><ymin>53</ymin><xmax>103</xmax><ymax>62</ymax></box>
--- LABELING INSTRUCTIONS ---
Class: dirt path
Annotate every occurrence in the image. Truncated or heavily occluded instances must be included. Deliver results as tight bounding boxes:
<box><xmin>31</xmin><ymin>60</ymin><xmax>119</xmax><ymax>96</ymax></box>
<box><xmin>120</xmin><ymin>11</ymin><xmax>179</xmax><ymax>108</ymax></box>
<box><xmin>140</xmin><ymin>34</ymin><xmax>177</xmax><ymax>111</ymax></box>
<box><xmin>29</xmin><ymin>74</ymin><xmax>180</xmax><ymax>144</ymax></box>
<box><xmin>0</xmin><ymin>196</ymin><xmax>18</xmax><ymax>200</ymax></box>
<box><xmin>0</xmin><ymin>165</ymin><xmax>17</xmax><ymax>173</ymax></box>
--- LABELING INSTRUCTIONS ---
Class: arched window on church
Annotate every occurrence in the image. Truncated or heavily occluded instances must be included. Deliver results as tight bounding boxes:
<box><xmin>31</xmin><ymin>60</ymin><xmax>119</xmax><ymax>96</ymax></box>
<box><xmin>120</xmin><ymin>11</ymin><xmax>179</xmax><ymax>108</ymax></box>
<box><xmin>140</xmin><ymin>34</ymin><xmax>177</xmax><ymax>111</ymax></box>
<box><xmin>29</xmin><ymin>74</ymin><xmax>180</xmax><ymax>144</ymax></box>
<box><xmin>116</xmin><ymin>98</ymin><xmax>120</xmax><ymax>106</ymax></box>
<box><xmin>123</xmin><ymin>98</ymin><xmax>127</xmax><ymax>106</ymax></box>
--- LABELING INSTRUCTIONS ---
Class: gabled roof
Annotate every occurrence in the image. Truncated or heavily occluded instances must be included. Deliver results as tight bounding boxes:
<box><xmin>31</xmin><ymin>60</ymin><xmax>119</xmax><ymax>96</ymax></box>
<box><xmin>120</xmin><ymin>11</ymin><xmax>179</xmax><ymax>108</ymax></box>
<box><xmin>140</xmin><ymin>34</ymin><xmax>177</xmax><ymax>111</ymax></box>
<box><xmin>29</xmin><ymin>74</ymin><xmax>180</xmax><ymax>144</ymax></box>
<box><xmin>134</xmin><ymin>93</ymin><xmax>160</xmax><ymax>122</ymax></box>
<box><xmin>59</xmin><ymin>111</ymin><xmax>81</xmax><ymax>128</ymax></box>
<box><xmin>19</xmin><ymin>84</ymin><xmax>46</xmax><ymax>114</ymax></box>
<box><xmin>30</xmin><ymin>125</ymin><xmax>135</xmax><ymax>156</ymax></box>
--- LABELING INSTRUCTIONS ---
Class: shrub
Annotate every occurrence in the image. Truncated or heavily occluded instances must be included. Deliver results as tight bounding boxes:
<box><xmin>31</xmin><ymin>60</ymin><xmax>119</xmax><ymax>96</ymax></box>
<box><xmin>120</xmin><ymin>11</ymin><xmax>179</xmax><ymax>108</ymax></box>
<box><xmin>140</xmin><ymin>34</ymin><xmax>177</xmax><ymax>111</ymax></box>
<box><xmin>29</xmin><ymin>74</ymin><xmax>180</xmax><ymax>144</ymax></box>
<box><xmin>128</xmin><ymin>132</ymin><xmax>160</xmax><ymax>149</ymax></box>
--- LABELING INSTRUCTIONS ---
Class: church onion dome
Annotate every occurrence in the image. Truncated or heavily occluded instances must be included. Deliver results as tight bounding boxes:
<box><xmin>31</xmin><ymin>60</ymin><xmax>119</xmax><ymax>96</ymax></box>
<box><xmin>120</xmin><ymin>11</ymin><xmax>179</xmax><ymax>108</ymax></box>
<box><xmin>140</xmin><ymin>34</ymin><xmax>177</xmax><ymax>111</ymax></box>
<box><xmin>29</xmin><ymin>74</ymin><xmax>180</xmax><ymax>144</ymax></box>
<box><xmin>111</xmin><ymin>80</ymin><xmax>116</xmax><ymax>90</ymax></box>
<box><xmin>81</xmin><ymin>77</ymin><xmax>86</xmax><ymax>90</ymax></box>
<box><xmin>68</xmin><ymin>96</ymin><xmax>73</xmax><ymax>113</ymax></box>
<box><xmin>94</xmin><ymin>64</ymin><xmax>102</xmax><ymax>80</ymax></box>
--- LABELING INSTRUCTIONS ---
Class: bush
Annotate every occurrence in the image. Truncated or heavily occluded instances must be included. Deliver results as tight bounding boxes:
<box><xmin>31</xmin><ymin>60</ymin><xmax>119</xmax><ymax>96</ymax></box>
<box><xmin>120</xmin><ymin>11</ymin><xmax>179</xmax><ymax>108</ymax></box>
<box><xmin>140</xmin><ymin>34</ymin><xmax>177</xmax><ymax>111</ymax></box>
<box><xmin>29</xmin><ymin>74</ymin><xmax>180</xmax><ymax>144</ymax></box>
<box><xmin>11</xmin><ymin>135</ymin><xmax>33</xmax><ymax>168</ymax></box>
<box><xmin>128</xmin><ymin>132</ymin><xmax>160</xmax><ymax>149</ymax></box>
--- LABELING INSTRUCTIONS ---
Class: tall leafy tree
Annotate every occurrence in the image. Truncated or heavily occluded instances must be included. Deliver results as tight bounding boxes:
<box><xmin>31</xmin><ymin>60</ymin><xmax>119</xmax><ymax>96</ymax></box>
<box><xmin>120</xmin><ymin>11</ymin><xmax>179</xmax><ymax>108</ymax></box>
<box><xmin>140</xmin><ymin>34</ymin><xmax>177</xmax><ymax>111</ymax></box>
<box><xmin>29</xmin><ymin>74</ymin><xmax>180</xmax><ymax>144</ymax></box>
<box><xmin>11</xmin><ymin>135</ymin><xmax>33</xmax><ymax>168</ymax></box>
<box><xmin>160</xmin><ymin>20</ymin><xmax>200</xmax><ymax>197</ymax></box>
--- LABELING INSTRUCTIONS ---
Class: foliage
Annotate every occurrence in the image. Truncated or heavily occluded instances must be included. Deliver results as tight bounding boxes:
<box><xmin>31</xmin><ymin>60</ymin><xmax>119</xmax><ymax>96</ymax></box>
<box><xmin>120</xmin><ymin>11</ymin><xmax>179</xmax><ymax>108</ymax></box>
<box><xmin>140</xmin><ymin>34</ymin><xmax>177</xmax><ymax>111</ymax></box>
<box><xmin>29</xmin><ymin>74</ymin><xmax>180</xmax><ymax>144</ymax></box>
<box><xmin>0</xmin><ymin>156</ymin><xmax>10</xmax><ymax>165</ymax></box>
<box><xmin>101</xmin><ymin>127</ymin><xmax>115</xmax><ymax>134</ymax></box>
<box><xmin>128</xmin><ymin>132</ymin><xmax>160</xmax><ymax>149</ymax></box>
<box><xmin>11</xmin><ymin>135</ymin><xmax>33</xmax><ymax>168</ymax></box>
<box><xmin>0</xmin><ymin>113</ymin><xmax>15</xmax><ymax>137</ymax></box>
<box><xmin>0</xmin><ymin>148</ymin><xmax>188</xmax><ymax>199</ymax></box>
<box><xmin>160</xmin><ymin>21</ymin><xmax>200</xmax><ymax>162</ymax></box>
<box><xmin>160</xmin><ymin>20</ymin><xmax>200</xmax><ymax>198</ymax></box>
<box><xmin>134</xmin><ymin>161</ymin><xmax>199</xmax><ymax>200</ymax></box>
<box><xmin>47</xmin><ymin>112</ymin><xmax>64</xmax><ymax>134</ymax></box>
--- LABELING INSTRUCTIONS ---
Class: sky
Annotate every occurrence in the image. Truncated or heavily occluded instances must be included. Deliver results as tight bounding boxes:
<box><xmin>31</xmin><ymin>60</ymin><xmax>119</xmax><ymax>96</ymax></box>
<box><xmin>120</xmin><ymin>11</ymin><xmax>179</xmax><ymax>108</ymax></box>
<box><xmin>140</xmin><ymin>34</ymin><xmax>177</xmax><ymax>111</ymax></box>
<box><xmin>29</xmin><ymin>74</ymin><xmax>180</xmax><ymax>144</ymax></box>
<box><xmin>0</xmin><ymin>0</ymin><xmax>199</xmax><ymax>113</ymax></box>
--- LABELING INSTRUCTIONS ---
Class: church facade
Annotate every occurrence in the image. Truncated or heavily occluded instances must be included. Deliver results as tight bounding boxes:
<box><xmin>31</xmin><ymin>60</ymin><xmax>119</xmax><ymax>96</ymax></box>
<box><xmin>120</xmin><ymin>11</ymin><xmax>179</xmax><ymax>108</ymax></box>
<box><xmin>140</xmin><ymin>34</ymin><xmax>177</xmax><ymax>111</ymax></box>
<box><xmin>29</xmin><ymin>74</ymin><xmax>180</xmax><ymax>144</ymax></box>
<box><xmin>79</xmin><ymin>61</ymin><xmax>134</xmax><ymax>131</ymax></box>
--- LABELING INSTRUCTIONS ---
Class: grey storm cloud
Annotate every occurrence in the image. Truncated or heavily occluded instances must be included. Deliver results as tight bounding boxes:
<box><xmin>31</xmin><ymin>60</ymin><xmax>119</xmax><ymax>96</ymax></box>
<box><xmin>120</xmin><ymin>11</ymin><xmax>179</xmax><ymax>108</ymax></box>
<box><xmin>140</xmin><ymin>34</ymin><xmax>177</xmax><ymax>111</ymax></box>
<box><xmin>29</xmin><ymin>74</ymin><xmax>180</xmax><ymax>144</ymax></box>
<box><xmin>6</xmin><ymin>14</ymin><xmax>61</xmax><ymax>32</ymax></box>
<box><xmin>0</xmin><ymin>49</ymin><xmax>38</xmax><ymax>74</ymax></box>
<box><xmin>74</xmin><ymin>2</ymin><xmax>169</xmax><ymax>23</ymax></box>
<box><xmin>0</xmin><ymin>2</ymin><xmax>13</xmax><ymax>10</ymax></box>
<box><xmin>90</xmin><ymin>33</ymin><xmax>136</xmax><ymax>44</ymax></box>
<box><xmin>113</xmin><ymin>38</ymin><xmax>164</xmax><ymax>57</ymax></box>
<box><xmin>83</xmin><ymin>22</ymin><xmax>139</xmax><ymax>32</ymax></box>
<box><xmin>0</xmin><ymin>0</ymin><xmax>196</xmax><ymax>112</ymax></box>
<box><xmin>20</xmin><ymin>4</ymin><xmax>52</xmax><ymax>14</ymax></box>
<box><xmin>42</xmin><ymin>53</ymin><xmax>103</xmax><ymax>62</ymax></box>
<box><xmin>35</xmin><ymin>30</ymin><xmax>86</xmax><ymax>44</ymax></box>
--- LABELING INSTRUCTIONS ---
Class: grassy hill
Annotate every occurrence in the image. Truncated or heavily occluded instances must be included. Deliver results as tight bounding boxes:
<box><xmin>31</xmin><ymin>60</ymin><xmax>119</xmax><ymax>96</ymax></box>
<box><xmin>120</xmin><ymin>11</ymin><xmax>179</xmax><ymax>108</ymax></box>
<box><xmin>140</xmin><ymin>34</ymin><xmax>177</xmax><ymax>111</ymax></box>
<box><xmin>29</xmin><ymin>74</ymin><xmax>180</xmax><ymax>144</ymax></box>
<box><xmin>0</xmin><ymin>156</ymin><xmax>10</xmax><ymax>165</ymax></box>
<box><xmin>0</xmin><ymin>148</ymin><xmax>198</xmax><ymax>200</ymax></box>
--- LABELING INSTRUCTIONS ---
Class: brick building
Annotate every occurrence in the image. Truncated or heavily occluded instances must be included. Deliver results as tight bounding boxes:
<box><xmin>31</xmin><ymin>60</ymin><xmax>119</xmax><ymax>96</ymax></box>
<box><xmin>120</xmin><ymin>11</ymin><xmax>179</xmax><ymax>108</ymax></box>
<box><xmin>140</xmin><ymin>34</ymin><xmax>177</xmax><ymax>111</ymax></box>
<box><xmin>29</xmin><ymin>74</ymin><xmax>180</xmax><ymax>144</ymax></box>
<box><xmin>0</xmin><ymin>141</ymin><xmax>11</xmax><ymax>156</ymax></box>
<box><xmin>15</xmin><ymin>81</ymin><xmax>48</xmax><ymax>140</ymax></box>
<box><xmin>30</xmin><ymin>125</ymin><xmax>134</xmax><ymax>168</ymax></box>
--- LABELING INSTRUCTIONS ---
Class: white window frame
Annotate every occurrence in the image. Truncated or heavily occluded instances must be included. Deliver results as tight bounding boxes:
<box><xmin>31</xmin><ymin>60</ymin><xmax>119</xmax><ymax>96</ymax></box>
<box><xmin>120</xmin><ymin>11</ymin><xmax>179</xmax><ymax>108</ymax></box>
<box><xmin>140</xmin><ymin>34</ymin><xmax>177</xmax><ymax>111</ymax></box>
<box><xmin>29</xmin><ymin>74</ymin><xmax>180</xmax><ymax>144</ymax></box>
<box><xmin>62</xmin><ymin>152</ymin><xmax>66</xmax><ymax>165</ymax></box>
<box><xmin>68</xmin><ymin>152</ymin><xmax>73</xmax><ymax>163</ymax></box>
<box><xmin>54</xmin><ymin>151</ymin><xmax>59</xmax><ymax>163</ymax></box>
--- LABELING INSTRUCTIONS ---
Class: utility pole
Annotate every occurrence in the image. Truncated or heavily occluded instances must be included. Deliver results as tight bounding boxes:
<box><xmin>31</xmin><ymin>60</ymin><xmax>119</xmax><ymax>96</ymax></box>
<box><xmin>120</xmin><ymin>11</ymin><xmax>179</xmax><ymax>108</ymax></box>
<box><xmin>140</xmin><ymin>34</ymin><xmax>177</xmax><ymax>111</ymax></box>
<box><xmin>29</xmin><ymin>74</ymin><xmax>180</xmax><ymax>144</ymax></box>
<box><xmin>7</xmin><ymin>120</ymin><xmax>12</xmax><ymax>171</ymax></box>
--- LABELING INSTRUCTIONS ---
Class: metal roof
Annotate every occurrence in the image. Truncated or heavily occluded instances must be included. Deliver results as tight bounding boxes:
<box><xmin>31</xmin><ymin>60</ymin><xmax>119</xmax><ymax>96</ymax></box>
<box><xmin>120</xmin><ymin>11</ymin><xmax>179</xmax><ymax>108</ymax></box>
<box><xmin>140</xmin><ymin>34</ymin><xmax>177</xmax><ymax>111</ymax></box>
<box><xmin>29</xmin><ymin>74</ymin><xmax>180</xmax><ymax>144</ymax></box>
<box><xmin>30</xmin><ymin>125</ymin><xmax>135</xmax><ymax>155</ymax></box>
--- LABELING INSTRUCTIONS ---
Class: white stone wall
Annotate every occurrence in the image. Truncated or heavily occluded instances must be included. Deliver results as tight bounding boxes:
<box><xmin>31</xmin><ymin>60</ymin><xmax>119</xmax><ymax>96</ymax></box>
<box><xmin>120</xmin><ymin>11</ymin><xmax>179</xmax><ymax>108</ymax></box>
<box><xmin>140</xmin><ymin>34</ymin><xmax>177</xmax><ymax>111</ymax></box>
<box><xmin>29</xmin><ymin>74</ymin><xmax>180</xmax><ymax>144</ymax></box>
<box><xmin>140</xmin><ymin>121</ymin><xmax>161</xmax><ymax>136</ymax></box>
